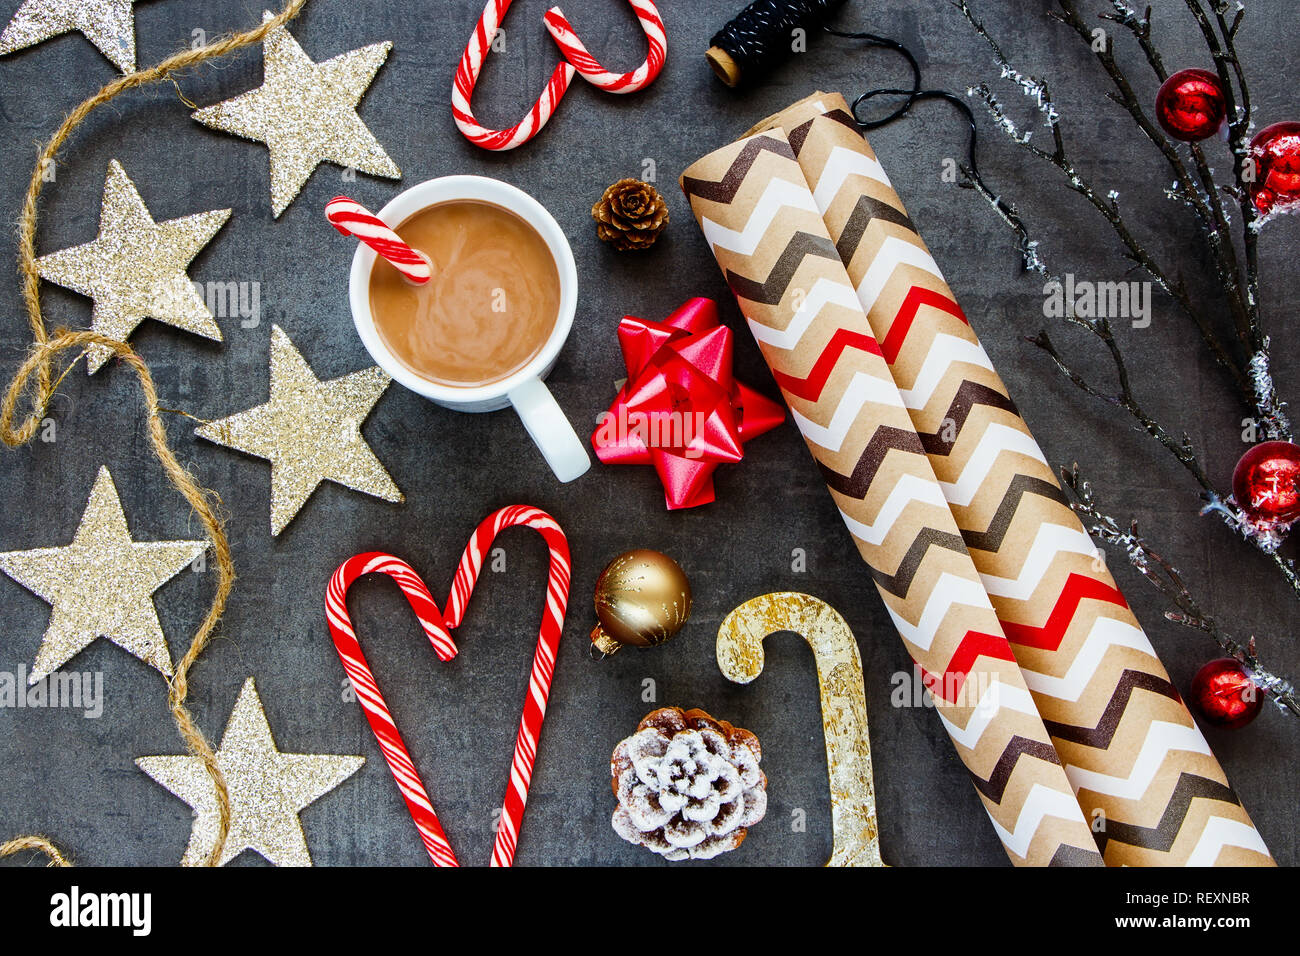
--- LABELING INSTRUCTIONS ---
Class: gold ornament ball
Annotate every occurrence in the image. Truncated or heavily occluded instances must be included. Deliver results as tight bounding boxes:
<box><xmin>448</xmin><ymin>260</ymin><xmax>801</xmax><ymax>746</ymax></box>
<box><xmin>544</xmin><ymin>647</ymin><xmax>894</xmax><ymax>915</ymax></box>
<box><xmin>591</xmin><ymin>550</ymin><xmax>692</xmax><ymax>656</ymax></box>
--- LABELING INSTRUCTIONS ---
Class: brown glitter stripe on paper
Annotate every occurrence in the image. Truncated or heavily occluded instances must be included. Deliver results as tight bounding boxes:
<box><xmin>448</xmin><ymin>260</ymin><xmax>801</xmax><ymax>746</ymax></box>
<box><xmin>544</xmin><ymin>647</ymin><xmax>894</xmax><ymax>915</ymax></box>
<box><xmin>754</xmin><ymin>91</ymin><xmax>1272</xmax><ymax>867</ymax></box>
<box><xmin>680</xmin><ymin>131</ymin><xmax>1103</xmax><ymax>867</ymax></box>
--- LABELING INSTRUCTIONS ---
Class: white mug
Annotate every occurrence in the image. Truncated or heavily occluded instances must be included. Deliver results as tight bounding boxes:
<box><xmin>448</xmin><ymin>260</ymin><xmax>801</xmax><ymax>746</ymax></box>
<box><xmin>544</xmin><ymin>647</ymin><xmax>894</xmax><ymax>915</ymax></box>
<box><xmin>348</xmin><ymin>175</ymin><xmax>591</xmax><ymax>483</ymax></box>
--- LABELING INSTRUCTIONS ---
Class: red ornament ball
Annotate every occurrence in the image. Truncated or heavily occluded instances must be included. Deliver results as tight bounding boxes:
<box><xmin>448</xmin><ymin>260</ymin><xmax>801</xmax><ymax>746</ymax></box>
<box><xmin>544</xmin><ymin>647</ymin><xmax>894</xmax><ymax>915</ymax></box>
<box><xmin>1232</xmin><ymin>440</ymin><xmax>1300</xmax><ymax>524</ymax></box>
<box><xmin>1249</xmin><ymin>121</ymin><xmax>1300</xmax><ymax>216</ymax></box>
<box><xmin>1190</xmin><ymin>658</ymin><xmax>1263</xmax><ymax>729</ymax></box>
<box><xmin>1155</xmin><ymin>69</ymin><xmax>1227</xmax><ymax>142</ymax></box>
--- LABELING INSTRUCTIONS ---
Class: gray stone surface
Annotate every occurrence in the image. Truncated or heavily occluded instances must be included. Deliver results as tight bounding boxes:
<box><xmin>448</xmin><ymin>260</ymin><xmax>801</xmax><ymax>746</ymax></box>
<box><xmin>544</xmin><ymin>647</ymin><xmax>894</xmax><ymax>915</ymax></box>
<box><xmin>0</xmin><ymin>0</ymin><xmax>1295</xmax><ymax>867</ymax></box>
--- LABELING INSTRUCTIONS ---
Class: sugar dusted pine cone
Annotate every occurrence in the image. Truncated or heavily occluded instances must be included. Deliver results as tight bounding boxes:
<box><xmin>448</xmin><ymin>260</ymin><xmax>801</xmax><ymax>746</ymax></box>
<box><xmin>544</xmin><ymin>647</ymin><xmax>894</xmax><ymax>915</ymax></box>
<box><xmin>610</xmin><ymin>706</ymin><xmax>767</xmax><ymax>861</ymax></box>
<box><xmin>592</xmin><ymin>178</ymin><xmax>669</xmax><ymax>251</ymax></box>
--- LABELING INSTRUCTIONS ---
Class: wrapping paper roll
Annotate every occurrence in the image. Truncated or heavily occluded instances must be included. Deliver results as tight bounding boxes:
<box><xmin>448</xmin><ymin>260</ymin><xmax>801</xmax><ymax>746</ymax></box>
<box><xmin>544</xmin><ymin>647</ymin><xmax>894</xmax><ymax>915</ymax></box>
<box><xmin>749</xmin><ymin>91</ymin><xmax>1272</xmax><ymax>867</ymax></box>
<box><xmin>680</xmin><ymin>131</ymin><xmax>1103</xmax><ymax>866</ymax></box>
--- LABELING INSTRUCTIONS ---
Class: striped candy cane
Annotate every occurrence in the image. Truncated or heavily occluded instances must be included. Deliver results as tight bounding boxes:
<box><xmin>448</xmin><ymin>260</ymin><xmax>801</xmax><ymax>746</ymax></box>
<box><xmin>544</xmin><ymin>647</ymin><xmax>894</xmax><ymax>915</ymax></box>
<box><xmin>452</xmin><ymin>0</ymin><xmax>576</xmax><ymax>151</ymax></box>
<box><xmin>446</xmin><ymin>506</ymin><xmax>572</xmax><ymax>867</ymax></box>
<box><xmin>325</xmin><ymin>553</ymin><xmax>459</xmax><ymax>866</ymax></box>
<box><xmin>324</xmin><ymin>507</ymin><xmax>572</xmax><ymax>867</ymax></box>
<box><xmin>544</xmin><ymin>0</ymin><xmax>667</xmax><ymax>93</ymax></box>
<box><xmin>325</xmin><ymin>196</ymin><xmax>432</xmax><ymax>284</ymax></box>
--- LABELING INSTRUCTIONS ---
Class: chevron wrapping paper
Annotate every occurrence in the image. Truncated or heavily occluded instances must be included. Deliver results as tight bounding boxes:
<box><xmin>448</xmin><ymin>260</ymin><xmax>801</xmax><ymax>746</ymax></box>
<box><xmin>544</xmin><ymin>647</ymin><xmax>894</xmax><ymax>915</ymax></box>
<box><xmin>680</xmin><ymin>131</ymin><xmax>1103</xmax><ymax>866</ymax></box>
<box><xmin>750</xmin><ymin>91</ymin><xmax>1273</xmax><ymax>867</ymax></box>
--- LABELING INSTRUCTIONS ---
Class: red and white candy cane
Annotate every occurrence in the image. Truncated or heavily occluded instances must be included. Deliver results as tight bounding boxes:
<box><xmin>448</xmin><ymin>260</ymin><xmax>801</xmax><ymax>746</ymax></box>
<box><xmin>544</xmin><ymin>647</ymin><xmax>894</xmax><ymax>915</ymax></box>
<box><xmin>544</xmin><ymin>0</ymin><xmax>667</xmax><ymax>93</ymax></box>
<box><xmin>445</xmin><ymin>505</ymin><xmax>572</xmax><ymax>867</ymax></box>
<box><xmin>323</xmin><ymin>507</ymin><xmax>572</xmax><ymax>867</ymax></box>
<box><xmin>325</xmin><ymin>196</ymin><xmax>432</xmax><ymax>285</ymax></box>
<box><xmin>325</xmin><ymin>553</ymin><xmax>459</xmax><ymax>866</ymax></box>
<box><xmin>452</xmin><ymin>0</ymin><xmax>576</xmax><ymax>151</ymax></box>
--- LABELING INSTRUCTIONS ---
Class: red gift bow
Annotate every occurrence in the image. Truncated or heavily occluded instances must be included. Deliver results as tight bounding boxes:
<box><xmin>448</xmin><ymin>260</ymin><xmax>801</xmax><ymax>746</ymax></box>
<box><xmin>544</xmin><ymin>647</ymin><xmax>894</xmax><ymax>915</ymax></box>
<box><xmin>591</xmin><ymin>297</ymin><xmax>785</xmax><ymax>509</ymax></box>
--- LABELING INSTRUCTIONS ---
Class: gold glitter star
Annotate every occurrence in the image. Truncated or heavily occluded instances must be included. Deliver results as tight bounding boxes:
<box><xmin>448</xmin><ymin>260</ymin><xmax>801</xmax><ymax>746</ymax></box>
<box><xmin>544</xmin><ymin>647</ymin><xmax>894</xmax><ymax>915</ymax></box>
<box><xmin>34</xmin><ymin>159</ymin><xmax>231</xmax><ymax>374</ymax></box>
<box><xmin>0</xmin><ymin>0</ymin><xmax>143</xmax><ymax>73</ymax></box>
<box><xmin>196</xmin><ymin>324</ymin><xmax>402</xmax><ymax>536</ymax></box>
<box><xmin>0</xmin><ymin>466</ymin><xmax>207</xmax><ymax>685</ymax></box>
<box><xmin>191</xmin><ymin>12</ymin><xmax>400</xmax><ymax>217</ymax></box>
<box><xmin>136</xmin><ymin>677</ymin><xmax>364</xmax><ymax>866</ymax></box>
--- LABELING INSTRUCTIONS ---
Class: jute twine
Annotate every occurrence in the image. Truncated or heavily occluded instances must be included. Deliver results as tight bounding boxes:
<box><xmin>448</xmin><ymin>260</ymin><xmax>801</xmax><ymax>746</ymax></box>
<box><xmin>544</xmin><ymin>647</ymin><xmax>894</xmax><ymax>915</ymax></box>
<box><xmin>0</xmin><ymin>0</ymin><xmax>309</xmax><ymax>868</ymax></box>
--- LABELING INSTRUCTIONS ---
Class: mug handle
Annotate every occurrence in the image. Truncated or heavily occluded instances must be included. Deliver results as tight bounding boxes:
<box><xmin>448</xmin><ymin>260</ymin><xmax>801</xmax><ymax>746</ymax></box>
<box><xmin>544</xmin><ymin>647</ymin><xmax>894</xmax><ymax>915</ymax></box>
<box><xmin>507</xmin><ymin>377</ymin><xmax>591</xmax><ymax>483</ymax></box>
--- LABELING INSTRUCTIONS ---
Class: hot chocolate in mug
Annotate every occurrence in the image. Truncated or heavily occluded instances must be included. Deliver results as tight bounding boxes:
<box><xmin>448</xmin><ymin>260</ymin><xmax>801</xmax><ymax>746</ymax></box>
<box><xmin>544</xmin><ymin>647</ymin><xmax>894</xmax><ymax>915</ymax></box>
<box><xmin>348</xmin><ymin>175</ymin><xmax>590</xmax><ymax>483</ymax></box>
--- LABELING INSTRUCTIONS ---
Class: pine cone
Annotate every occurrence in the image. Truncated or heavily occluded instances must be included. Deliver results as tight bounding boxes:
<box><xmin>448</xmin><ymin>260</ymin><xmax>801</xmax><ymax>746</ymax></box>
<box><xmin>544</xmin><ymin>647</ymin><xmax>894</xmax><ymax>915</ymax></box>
<box><xmin>610</xmin><ymin>707</ymin><xmax>767</xmax><ymax>861</ymax></box>
<box><xmin>592</xmin><ymin>178</ymin><xmax>669</xmax><ymax>251</ymax></box>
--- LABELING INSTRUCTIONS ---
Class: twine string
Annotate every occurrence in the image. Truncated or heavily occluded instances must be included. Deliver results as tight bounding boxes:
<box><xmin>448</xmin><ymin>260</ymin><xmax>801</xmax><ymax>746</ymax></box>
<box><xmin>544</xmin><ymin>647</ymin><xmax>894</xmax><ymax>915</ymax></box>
<box><xmin>0</xmin><ymin>0</ymin><xmax>310</xmax><ymax>869</ymax></box>
<box><xmin>0</xmin><ymin>834</ymin><xmax>71</xmax><ymax>867</ymax></box>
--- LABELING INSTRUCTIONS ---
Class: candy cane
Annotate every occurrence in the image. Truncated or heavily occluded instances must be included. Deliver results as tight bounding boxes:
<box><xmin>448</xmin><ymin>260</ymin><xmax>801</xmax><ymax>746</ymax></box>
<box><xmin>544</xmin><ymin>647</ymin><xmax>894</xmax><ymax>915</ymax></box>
<box><xmin>544</xmin><ymin>0</ymin><xmax>667</xmax><ymax>93</ymax></box>
<box><xmin>324</xmin><ymin>508</ymin><xmax>572</xmax><ymax>867</ymax></box>
<box><xmin>446</xmin><ymin>505</ymin><xmax>572</xmax><ymax>867</ymax></box>
<box><xmin>325</xmin><ymin>196</ymin><xmax>432</xmax><ymax>285</ymax></box>
<box><xmin>325</xmin><ymin>553</ymin><xmax>459</xmax><ymax>867</ymax></box>
<box><xmin>452</xmin><ymin>0</ymin><xmax>577</xmax><ymax>151</ymax></box>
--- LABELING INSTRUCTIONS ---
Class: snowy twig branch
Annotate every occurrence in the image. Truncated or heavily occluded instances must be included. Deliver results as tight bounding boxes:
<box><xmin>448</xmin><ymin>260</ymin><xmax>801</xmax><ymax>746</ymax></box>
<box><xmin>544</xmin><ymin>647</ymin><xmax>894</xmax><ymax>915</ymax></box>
<box><xmin>1063</xmin><ymin>464</ymin><xmax>1300</xmax><ymax>718</ymax></box>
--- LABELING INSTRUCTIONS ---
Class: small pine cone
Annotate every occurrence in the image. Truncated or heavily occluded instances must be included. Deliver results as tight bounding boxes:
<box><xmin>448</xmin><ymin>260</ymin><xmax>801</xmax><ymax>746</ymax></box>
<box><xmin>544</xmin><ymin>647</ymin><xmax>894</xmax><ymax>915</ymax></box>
<box><xmin>610</xmin><ymin>706</ymin><xmax>767</xmax><ymax>861</ymax></box>
<box><xmin>592</xmin><ymin>178</ymin><xmax>669</xmax><ymax>251</ymax></box>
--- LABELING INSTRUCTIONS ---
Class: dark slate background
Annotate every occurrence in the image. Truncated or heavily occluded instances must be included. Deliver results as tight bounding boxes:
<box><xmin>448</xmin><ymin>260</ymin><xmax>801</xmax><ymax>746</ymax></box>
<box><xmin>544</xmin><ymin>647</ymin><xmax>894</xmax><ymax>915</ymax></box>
<box><xmin>0</xmin><ymin>0</ymin><xmax>1295</xmax><ymax>867</ymax></box>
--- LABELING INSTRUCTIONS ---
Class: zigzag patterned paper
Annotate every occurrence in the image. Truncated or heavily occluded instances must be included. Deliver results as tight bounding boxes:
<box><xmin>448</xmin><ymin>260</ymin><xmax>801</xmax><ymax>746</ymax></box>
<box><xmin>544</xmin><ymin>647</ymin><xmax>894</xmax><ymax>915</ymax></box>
<box><xmin>753</xmin><ymin>92</ymin><xmax>1271</xmax><ymax>866</ymax></box>
<box><xmin>681</xmin><ymin>131</ymin><xmax>1103</xmax><ymax>866</ymax></box>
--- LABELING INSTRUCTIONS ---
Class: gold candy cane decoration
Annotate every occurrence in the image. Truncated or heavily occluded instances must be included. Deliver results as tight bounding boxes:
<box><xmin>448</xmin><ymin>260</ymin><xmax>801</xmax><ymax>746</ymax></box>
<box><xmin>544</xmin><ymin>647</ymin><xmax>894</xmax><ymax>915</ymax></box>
<box><xmin>717</xmin><ymin>592</ymin><xmax>885</xmax><ymax>867</ymax></box>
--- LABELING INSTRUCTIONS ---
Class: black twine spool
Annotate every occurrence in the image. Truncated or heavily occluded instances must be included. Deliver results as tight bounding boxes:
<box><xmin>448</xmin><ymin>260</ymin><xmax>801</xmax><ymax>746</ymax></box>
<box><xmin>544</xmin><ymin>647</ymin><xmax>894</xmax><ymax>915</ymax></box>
<box><xmin>707</xmin><ymin>0</ymin><xmax>848</xmax><ymax>87</ymax></box>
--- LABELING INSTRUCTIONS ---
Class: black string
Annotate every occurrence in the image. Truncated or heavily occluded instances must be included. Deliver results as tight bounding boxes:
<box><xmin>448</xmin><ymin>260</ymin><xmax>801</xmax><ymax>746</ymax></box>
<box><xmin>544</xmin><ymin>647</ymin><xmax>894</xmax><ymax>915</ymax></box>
<box><xmin>823</xmin><ymin>23</ymin><xmax>1033</xmax><ymax>268</ymax></box>
<box><xmin>820</xmin><ymin>26</ymin><xmax>920</xmax><ymax>129</ymax></box>
<box><xmin>711</xmin><ymin>1</ymin><xmax>1034</xmax><ymax>269</ymax></box>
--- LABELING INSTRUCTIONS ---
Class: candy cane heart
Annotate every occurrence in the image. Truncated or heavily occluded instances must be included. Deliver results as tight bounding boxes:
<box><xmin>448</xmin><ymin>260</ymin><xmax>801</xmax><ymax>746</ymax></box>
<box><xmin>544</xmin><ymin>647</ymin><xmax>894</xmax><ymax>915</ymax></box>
<box><xmin>445</xmin><ymin>505</ymin><xmax>572</xmax><ymax>867</ymax></box>
<box><xmin>325</xmin><ymin>552</ymin><xmax>460</xmax><ymax>867</ymax></box>
<box><xmin>324</xmin><ymin>508</ymin><xmax>572</xmax><ymax>866</ymax></box>
<box><xmin>717</xmin><ymin>592</ymin><xmax>887</xmax><ymax>867</ymax></box>
<box><xmin>544</xmin><ymin>0</ymin><xmax>667</xmax><ymax>94</ymax></box>
<box><xmin>453</xmin><ymin>0</ymin><xmax>576</xmax><ymax>151</ymax></box>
